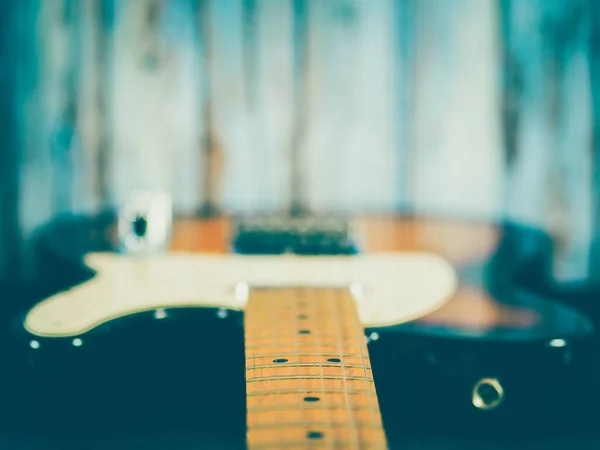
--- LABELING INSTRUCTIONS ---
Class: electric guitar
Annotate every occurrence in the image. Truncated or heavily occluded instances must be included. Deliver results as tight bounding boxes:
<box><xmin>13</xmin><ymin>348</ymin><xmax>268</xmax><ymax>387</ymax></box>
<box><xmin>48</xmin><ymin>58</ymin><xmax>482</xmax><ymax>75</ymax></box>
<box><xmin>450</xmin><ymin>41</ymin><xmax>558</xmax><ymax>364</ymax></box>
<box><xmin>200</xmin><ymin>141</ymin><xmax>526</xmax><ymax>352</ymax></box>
<box><xmin>6</xmin><ymin>200</ymin><xmax>595</xmax><ymax>447</ymax></box>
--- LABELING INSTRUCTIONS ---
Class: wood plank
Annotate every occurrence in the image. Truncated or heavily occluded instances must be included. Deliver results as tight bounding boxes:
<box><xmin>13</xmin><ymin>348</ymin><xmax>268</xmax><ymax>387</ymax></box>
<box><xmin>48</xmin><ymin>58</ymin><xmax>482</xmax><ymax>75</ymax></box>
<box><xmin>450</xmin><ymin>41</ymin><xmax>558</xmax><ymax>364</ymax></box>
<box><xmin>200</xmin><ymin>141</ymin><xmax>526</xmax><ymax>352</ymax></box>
<box><xmin>411</xmin><ymin>0</ymin><xmax>503</xmax><ymax>219</ymax></box>
<box><xmin>73</xmin><ymin>0</ymin><xmax>103</xmax><ymax>212</ymax></box>
<box><xmin>204</xmin><ymin>0</ymin><xmax>255</xmax><ymax>211</ymax></box>
<box><xmin>301</xmin><ymin>0</ymin><xmax>398</xmax><ymax>212</ymax></box>
<box><xmin>247</xmin><ymin>0</ymin><xmax>295</xmax><ymax>211</ymax></box>
<box><xmin>110</xmin><ymin>0</ymin><xmax>203</xmax><ymax>213</ymax></box>
<box><xmin>503</xmin><ymin>0</ymin><xmax>594</xmax><ymax>282</ymax></box>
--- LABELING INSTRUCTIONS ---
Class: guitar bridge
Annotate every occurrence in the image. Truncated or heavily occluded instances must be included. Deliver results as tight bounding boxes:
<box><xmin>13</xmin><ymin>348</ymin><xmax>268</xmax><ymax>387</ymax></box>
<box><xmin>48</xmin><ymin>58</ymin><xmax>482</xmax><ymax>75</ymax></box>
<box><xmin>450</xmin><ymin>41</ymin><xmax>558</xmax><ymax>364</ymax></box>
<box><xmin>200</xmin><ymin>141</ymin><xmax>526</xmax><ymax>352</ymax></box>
<box><xmin>232</xmin><ymin>215</ymin><xmax>358</xmax><ymax>255</ymax></box>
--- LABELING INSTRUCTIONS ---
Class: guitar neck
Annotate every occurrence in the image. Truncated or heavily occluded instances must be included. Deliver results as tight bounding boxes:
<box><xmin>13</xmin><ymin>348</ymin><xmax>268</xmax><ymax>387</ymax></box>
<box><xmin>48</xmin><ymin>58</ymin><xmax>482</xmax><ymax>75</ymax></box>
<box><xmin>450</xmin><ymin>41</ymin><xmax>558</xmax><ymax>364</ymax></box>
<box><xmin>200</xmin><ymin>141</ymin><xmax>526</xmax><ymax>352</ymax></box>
<box><xmin>244</xmin><ymin>287</ymin><xmax>388</xmax><ymax>449</ymax></box>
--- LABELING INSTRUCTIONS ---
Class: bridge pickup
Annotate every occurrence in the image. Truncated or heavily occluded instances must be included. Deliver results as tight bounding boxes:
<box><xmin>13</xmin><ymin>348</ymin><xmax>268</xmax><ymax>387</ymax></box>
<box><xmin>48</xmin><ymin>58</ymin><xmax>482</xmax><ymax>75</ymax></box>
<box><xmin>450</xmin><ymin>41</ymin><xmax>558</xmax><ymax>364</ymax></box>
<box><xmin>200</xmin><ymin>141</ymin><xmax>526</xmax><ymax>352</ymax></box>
<box><xmin>232</xmin><ymin>216</ymin><xmax>358</xmax><ymax>255</ymax></box>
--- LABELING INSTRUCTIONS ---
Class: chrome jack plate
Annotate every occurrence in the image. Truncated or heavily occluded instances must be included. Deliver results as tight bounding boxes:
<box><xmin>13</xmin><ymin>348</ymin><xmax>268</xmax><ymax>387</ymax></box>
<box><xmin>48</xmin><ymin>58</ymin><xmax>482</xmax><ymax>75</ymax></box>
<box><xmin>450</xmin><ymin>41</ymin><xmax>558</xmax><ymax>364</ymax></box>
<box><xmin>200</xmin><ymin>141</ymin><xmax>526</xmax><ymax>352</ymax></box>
<box><xmin>472</xmin><ymin>377</ymin><xmax>505</xmax><ymax>411</ymax></box>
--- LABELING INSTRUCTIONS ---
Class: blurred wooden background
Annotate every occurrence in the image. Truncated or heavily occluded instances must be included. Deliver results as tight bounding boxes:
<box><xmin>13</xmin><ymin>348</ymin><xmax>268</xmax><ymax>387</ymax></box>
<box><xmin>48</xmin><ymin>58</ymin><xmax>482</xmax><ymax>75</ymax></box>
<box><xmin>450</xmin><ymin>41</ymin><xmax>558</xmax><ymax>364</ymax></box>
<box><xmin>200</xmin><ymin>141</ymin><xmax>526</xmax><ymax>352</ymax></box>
<box><xmin>1</xmin><ymin>0</ymin><xmax>599</xmax><ymax>281</ymax></box>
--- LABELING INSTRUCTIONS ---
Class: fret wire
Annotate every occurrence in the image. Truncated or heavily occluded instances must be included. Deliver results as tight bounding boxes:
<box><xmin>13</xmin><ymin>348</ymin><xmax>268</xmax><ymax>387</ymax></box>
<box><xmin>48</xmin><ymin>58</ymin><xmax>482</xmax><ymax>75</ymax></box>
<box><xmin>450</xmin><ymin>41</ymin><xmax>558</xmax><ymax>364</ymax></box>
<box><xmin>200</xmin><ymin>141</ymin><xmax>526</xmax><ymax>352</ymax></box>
<box><xmin>330</xmin><ymin>289</ymin><xmax>360</xmax><ymax>450</ymax></box>
<box><xmin>290</xmin><ymin>288</ymin><xmax>307</xmax><ymax>450</ymax></box>
<box><xmin>269</xmin><ymin>289</ymin><xmax>281</xmax><ymax>444</ymax></box>
<box><xmin>250</xmin><ymin>442</ymin><xmax>388</xmax><ymax>450</ymax></box>
<box><xmin>246</xmin><ymin>363</ymin><xmax>372</xmax><ymax>371</ymax></box>
<box><xmin>311</xmin><ymin>288</ymin><xmax>333</xmax><ymax>450</ymax></box>
<box><xmin>246</xmin><ymin>339</ymin><xmax>365</xmax><ymax>347</ymax></box>
<box><xmin>355</xmin><ymin>294</ymin><xmax>378</xmax><ymax>439</ymax></box>
<box><xmin>247</xmin><ymin>289</ymin><xmax>256</xmax><ymax>450</ymax></box>
<box><xmin>245</xmin><ymin>342</ymin><xmax>363</xmax><ymax>349</ymax></box>
<box><xmin>246</xmin><ymin>352</ymin><xmax>366</xmax><ymax>359</ymax></box>
<box><xmin>247</xmin><ymin>404</ymin><xmax>378</xmax><ymax>413</ymax></box>
<box><xmin>248</xmin><ymin>422</ymin><xmax>384</xmax><ymax>430</ymax></box>
<box><xmin>246</xmin><ymin>333</ymin><xmax>367</xmax><ymax>341</ymax></box>
<box><xmin>251</xmin><ymin>293</ymin><xmax>257</xmax><ymax>398</ymax></box>
<box><xmin>247</xmin><ymin>375</ymin><xmax>374</xmax><ymax>383</ymax></box>
<box><xmin>247</xmin><ymin>388</ymin><xmax>378</xmax><ymax>397</ymax></box>
<box><xmin>245</xmin><ymin>327</ymin><xmax>364</xmax><ymax>333</ymax></box>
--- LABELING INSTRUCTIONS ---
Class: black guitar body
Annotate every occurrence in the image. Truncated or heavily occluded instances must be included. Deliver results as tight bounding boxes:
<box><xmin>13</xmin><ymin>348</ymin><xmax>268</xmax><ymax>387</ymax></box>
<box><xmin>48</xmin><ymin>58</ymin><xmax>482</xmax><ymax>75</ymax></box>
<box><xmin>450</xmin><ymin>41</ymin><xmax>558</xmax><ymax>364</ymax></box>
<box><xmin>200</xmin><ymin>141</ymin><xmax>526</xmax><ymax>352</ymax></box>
<box><xmin>373</xmin><ymin>223</ymin><xmax>594</xmax><ymax>438</ymax></box>
<box><xmin>3</xmin><ymin>213</ymin><xmax>597</xmax><ymax>447</ymax></box>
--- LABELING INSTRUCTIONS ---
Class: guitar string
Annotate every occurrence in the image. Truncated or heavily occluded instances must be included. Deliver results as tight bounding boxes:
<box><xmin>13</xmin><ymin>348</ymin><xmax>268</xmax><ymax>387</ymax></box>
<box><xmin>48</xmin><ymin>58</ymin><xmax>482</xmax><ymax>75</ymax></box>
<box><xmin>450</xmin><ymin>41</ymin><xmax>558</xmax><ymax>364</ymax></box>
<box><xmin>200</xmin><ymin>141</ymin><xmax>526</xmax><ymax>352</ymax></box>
<box><xmin>292</xmin><ymin>288</ymin><xmax>310</xmax><ymax>450</ymax></box>
<box><xmin>354</xmin><ymin>291</ymin><xmax>379</xmax><ymax>441</ymax></box>
<box><xmin>246</xmin><ymin>342</ymin><xmax>361</xmax><ymax>349</ymax></box>
<box><xmin>310</xmin><ymin>288</ymin><xmax>334</xmax><ymax>449</ymax></box>
<box><xmin>330</xmin><ymin>288</ymin><xmax>360</xmax><ymax>450</ymax></box>
<box><xmin>248</xmin><ymin>389</ymin><xmax>374</xmax><ymax>397</ymax></box>
<box><xmin>245</xmin><ymin>290</ymin><xmax>253</xmax><ymax>446</ymax></box>
<box><xmin>246</xmin><ymin>333</ymin><xmax>366</xmax><ymax>341</ymax></box>
<box><xmin>269</xmin><ymin>289</ymin><xmax>281</xmax><ymax>444</ymax></box>
<box><xmin>247</xmin><ymin>405</ymin><xmax>375</xmax><ymax>412</ymax></box>
<box><xmin>247</xmin><ymin>352</ymin><xmax>365</xmax><ymax>359</ymax></box>
<box><xmin>247</xmin><ymin>363</ymin><xmax>370</xmax><ymax>370</ymax></box>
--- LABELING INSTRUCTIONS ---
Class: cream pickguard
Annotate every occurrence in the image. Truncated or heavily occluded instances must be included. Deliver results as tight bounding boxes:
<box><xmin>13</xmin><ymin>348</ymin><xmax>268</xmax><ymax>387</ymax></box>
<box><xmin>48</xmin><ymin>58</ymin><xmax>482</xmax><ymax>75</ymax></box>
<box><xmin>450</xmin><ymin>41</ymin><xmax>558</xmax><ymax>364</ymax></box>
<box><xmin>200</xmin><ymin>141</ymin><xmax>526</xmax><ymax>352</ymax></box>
<box><xmin>25</xmin><ymin>252</ymin><xmax>458</xmax><ymax>337</ymax></box>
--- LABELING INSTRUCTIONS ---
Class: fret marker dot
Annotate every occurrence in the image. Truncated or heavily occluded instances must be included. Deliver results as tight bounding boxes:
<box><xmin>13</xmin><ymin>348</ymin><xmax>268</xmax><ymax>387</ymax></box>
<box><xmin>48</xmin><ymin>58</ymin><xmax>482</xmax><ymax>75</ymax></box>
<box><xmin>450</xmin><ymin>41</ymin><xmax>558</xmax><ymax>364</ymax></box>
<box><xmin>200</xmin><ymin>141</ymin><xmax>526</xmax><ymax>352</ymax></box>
<box><xmin>298</xmin><ymin>330</ymin><xmax>311</xmax><ymax>335</ymax></box>
<box><xmin>298</xmin><ymin>314</ymin><xmax>307</xmax><ymax>320</ymax></box>
<box><xmin>304</xmin><ymin>396</ymin><xmax>320</xmax><ymax>402</ymax></box>
<box><xmin>327</xmin><ymin>358</ymin><xmax>341</xmax><ymax>363</ymax></box>
<box><xmin>273</xmin><ymin>358</ymin><xmax>288</xmax><ymax>363</ymax></box>
<box><xmin>307</xmin><ymin>431</ymin><xmax>323</xmax><ymax>439</ymax></box>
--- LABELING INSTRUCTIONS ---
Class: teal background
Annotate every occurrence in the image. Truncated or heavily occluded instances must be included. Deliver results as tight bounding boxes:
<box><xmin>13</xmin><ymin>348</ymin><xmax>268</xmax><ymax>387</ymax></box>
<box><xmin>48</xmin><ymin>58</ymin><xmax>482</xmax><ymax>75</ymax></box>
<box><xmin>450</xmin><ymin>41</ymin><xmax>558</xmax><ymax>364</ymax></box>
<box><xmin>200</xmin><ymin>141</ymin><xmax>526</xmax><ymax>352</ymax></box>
<box><xmin>0</xmin><ymin>0</ymin><xmax>598</xmax><ymax>282</ymax></box>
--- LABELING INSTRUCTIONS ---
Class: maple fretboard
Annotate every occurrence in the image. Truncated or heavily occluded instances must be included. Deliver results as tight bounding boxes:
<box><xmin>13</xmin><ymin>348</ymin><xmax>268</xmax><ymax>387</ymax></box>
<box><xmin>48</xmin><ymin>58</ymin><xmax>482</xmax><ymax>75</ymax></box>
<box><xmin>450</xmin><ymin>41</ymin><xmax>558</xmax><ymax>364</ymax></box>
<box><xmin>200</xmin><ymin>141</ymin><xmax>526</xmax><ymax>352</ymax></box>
<box><xmin>244</xmin><ymin>287</ymin><xmax>388</xmax><ymax>449</ymax></box>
